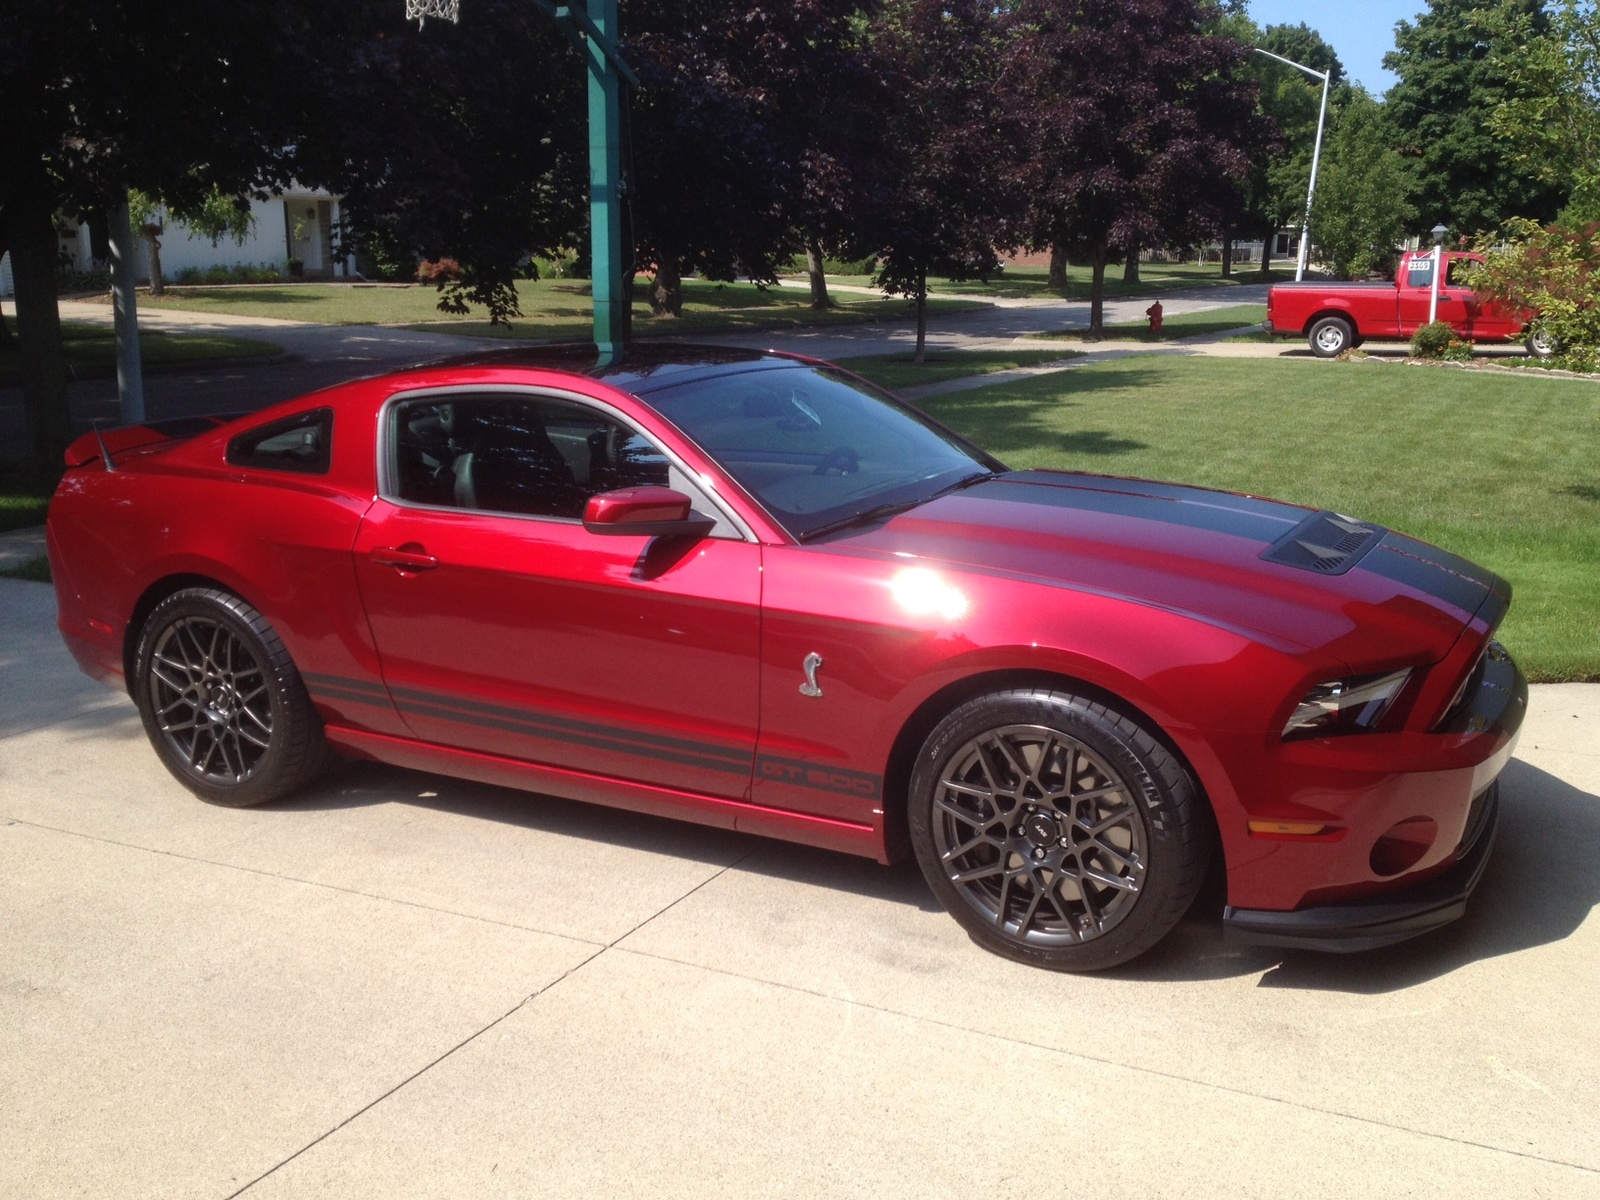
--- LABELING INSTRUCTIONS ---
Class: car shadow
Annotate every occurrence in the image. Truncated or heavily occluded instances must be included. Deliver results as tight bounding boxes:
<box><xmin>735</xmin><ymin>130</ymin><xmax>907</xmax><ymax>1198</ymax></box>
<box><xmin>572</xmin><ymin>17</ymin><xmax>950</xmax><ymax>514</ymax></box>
<box><xmin>267</xmin><ymin>754</ymin><xmax>1595</xmax><ymax>981</ymax></box>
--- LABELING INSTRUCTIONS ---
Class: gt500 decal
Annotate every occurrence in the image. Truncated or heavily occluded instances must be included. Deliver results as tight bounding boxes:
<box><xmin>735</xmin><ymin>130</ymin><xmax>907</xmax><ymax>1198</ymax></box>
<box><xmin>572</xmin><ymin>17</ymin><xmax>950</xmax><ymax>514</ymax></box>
<box><xmin>758</xmin><ymin>755</ymin><xmax>881</xmax><ymax>799</ymax></box>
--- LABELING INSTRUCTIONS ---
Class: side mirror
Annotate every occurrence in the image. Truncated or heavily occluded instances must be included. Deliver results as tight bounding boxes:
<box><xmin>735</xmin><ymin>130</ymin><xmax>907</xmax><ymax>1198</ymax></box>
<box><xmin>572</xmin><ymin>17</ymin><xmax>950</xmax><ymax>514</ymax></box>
<box><xmin>582</xmin><ymin>487</ymin><xmax>715</xmax><ymax>538</ymax></box>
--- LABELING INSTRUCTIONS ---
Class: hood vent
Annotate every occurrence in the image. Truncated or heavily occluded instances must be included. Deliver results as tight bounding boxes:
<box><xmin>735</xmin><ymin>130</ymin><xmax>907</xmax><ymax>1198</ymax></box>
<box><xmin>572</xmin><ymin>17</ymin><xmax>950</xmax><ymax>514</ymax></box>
<box><xmin>1261</xmin><ymin>511</ymin><xmax>1383</xmax><ymax>575</ymax></box>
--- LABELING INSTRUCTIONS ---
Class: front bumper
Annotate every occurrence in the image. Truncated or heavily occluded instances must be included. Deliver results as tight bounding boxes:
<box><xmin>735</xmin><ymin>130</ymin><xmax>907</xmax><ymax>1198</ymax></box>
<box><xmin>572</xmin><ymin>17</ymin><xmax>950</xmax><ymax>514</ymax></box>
<box><xmin>1222</xmin><ymin>781</ymin><xmax>1500</xmax><ymax>952</ymax></box>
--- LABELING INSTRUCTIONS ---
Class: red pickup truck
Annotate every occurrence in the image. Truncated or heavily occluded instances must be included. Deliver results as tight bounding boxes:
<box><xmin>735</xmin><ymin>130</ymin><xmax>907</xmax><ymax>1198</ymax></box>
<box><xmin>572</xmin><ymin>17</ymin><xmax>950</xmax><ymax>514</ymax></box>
<box><xmin>1265</xmin><ymin>250</ymin><xmax>1547</xmax><ymax>358</ymax></box>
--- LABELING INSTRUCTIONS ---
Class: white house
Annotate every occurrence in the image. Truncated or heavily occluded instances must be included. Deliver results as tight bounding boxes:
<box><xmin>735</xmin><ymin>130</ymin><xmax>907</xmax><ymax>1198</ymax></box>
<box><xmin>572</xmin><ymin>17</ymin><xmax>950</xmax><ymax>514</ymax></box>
<box><xmin>0</xmin><ymin>186</ymin><xmax>355</xmax><ymax>296</ymax></box>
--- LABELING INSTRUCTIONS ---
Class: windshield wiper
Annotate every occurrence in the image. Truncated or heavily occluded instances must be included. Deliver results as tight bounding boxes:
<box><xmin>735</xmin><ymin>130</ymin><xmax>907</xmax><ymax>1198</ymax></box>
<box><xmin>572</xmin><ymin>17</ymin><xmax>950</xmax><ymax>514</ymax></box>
<box><xmin>799</xmin><ymin>471</ymin><xmax>993</xmax><ymax>542</ymax></box>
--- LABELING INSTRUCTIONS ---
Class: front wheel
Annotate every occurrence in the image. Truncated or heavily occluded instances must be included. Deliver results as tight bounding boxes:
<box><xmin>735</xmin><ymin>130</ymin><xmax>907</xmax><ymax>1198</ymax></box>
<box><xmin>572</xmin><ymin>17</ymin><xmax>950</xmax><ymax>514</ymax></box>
<box><xmin>133</xmin><ymin>587</ymin><xmax>330</xmax><ymax>807</ymax></box>
<box><xmin>1525</xmin><ymin>324</ymin><xmax>1558</xmax><ymax>359</ymax></box>
<box><xmin>1308</xmin><ymin>315</ymin><xmax>1354</xmax><ymax>358</ymax></box>
<box><xmin>907</xmin><ymin>689</ymin><xmax>1210</xmax><ymax>972</ymax></box>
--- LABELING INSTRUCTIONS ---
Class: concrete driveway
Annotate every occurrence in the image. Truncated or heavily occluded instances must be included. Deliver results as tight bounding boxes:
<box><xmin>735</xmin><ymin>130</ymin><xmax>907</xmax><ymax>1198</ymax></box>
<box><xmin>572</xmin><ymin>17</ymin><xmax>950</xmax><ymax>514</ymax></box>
<box><xmin>3</xmin><ymin>574</ymin><xmax>1598</xmax><ymax>1198</ymax></box>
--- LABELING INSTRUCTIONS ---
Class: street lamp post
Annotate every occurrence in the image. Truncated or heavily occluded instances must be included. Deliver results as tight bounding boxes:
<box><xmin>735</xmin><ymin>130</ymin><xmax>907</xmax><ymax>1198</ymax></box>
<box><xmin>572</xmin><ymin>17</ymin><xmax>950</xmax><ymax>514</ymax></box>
<box><xmin>1253</xmin><ymin>47</ymin><xmax>1331</xmax><ymax>283</ymax></box>
<box><xmin>1428</xmin><ymin>223</ymin><xmax>1449</xmax><ymax>325</ymax></box>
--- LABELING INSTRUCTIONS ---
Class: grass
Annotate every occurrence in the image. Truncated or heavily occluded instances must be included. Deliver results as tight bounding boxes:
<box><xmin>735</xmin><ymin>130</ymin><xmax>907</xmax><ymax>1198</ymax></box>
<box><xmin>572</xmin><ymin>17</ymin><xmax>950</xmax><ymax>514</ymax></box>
<box><xmin>0</xmin><ymin>488</ymin><xmax>53</xmax><ymax>533</ymax></box>
<box><xmin>916</xmin><ymin>356</ymin><xmax>1600</xmax><ymax>682</ymax></box>
<box><xmin>807</xmin><ymin>262</ymin><xmax>1292</xmax><ymax>301</ymax></box>
<box><xmin>1031</xmin><ymin>304</ymin><xmax>1268</xmax><ymax>343</ymax></box>
<box><xmin>834</xmin><ymin>349</ymin><xmax>1084</xmax><ymax>391</ymax></box>
<box><xmin>0</xmin><ymin>554</ymin><xmax>50</xmax><ymax>582</ymax></box>
<box><xmin>0</xmin><ymin>321</ymin><xmax>280</xmax><ymax>386</ymax></box>
<box><xmin>131</xmin><ymin>277</ymin><xmax>987</xmax><ymax>338</ymax></box>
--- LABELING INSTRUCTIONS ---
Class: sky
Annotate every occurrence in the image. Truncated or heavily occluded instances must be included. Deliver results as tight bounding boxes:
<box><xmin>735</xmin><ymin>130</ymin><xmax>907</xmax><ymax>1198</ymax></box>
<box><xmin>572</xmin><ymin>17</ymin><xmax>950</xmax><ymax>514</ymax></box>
<box><xmin>1246</xmin><ymin>0</ymin><xmax>1430</xmax><ymax>95</ymax></box>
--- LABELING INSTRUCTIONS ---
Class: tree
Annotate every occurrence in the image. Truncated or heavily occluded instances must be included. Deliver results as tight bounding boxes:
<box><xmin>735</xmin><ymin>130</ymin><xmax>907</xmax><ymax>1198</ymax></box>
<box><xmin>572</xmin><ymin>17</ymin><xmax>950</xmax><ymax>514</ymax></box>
<box><xmin>128</xmin><ymin>188</ymin><xmax>257</xmax><ymax>295</ymax></box>
<box><xmin>1</xmin><ymin>0</ymin><xmax>311</xmax><ymax>470</ymax></box>
<box><xmin>1384</xmin><ymin>0</ymin><xmax>1566</xmax><ymax>236</ymax></box>
<box><xmin>866</xmin><ymin>0</ymin><xmax>1012</xmax><ymax>361</ymax></box>
<box><xmin>1001</xmin><ymin>0</ymin><xmax>1267</xmax><ymax>334</ymax></box>
<box><xmin>621</xmin><ymin>0</ymin><xmax>879</xmax><ymax>317</ymax></box>
<box><xmin>1483</xmin><ymin>0</ymin><xmax>1600</xmax><ymax>225</ymax></box>
<box><xmin>1308</xmin><ymin>90</ymin><xmax>1416</xmax><ymax>278</ymax></box>
<box><xmin>1469</xmin><ymin>216</ymin><xmax>1600</xmax><ymax>367</ymax></box>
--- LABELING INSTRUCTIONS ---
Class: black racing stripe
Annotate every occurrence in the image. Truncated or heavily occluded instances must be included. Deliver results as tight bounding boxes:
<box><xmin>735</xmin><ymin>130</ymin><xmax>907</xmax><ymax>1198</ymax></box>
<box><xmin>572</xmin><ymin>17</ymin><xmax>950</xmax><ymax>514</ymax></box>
<box><xmin>1360</xmin><ymin>533</ymin><xmax>1495</xmax><ymax>618</ymax></box>
<box><xmin>394</xmin><ymin>694</ymin><xmax>751</xmax><ymax>776</ymax></box>
<box><xmin>757</xmin><ymin>755</ymin><xmax>882</xmax><ymax>800</ymax></box>
<box><xmin>386</xmin><ymin>683</ymin><xmax>751</xmax><ymax>765</ymax></box>
<box><xmin>302</xmin><ymin>672</ymin><xmax>394</xmax><ymax>707</ymax></box>
<box><xmin>989</xmin><ymin>472</ymin><xmax>1300</xmax><ymax>543</ymax></box>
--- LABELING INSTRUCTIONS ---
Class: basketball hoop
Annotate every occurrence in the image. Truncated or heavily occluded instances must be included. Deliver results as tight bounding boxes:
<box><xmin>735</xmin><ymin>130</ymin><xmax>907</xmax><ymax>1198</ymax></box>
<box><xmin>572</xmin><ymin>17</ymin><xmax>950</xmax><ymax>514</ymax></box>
<box><xmin>405</xmin><ymin>0</ymin><xmax>459</xmax><ymax>27</ymax></box>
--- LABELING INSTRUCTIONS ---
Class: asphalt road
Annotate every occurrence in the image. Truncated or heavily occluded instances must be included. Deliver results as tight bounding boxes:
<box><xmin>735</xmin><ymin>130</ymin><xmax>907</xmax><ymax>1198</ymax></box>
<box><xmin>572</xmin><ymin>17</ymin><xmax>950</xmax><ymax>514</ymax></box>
<box><xmin>3</xmin><ymin>575</ymin><xmax>1598</xmax><ymax>1198</ymax></box>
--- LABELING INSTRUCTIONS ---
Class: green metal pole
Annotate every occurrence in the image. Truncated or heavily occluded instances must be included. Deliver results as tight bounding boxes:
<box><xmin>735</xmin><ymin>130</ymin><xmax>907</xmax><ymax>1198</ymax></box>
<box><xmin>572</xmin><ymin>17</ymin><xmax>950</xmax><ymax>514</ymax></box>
<box><xmin>585</xmin><ymin>0</ymin><xmax>626</xmax><ymax>364</ymax></box>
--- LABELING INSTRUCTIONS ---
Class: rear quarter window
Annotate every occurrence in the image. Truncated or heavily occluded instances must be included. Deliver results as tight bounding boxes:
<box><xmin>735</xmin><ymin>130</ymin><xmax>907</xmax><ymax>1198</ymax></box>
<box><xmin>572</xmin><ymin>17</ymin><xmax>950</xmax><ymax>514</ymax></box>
<box><xmin>227</xmin><ymin>408</ymin><xmax>333</xmax><ymax>474</ymax></box>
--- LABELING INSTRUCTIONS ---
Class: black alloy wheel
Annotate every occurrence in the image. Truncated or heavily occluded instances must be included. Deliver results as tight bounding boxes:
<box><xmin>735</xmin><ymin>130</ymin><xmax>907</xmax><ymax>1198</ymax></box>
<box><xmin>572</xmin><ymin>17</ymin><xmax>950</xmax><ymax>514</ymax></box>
<box><xmin>909</xmin><ymin>689</ymin><xmax>1210</xmax><ymax>971</ymax></box>
<box><xmin>134</xmin><ymin>588</ymin><xmax>330</xmax><ymax>807</ymax></box>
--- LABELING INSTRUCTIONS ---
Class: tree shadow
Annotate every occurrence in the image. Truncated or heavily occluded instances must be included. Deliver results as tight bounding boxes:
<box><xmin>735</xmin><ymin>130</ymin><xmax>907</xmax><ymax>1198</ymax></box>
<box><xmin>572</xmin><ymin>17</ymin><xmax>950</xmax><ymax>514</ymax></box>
<box><xmin>1563</xmin><ymin>484</ymin><xmax>1600</xmax><ymax>502</ymax></box>
<box><xmin>1055</xmin><ymin>430</ymin><xmax>1148</xmax><ymax>455</ymax></box>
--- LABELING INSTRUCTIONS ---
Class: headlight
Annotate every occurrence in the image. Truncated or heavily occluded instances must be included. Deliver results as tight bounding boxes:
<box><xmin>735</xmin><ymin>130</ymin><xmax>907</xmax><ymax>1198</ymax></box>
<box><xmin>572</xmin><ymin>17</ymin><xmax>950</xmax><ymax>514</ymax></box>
<box><xmin>1282</xmin><ymin>669</ymin><xmax>1411</xmax><ymax>739</ymax></box>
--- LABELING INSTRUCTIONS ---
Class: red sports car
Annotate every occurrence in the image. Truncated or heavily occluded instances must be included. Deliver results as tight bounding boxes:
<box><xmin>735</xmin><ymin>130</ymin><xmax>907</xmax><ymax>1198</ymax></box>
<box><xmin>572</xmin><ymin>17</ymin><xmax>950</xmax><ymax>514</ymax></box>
<box><xmin>47</xmin><ymin>346</ymin><xmax>1525</xmax><ymax>970</ymax></box>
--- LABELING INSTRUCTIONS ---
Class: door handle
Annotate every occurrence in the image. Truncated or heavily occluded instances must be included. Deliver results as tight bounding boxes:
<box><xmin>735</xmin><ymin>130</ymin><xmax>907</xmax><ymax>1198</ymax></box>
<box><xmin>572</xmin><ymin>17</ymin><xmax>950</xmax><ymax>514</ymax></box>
<box><xmin>371</xmin><ymin>545</ymin><xmax>439</xmax><ymax>571</ymax></box>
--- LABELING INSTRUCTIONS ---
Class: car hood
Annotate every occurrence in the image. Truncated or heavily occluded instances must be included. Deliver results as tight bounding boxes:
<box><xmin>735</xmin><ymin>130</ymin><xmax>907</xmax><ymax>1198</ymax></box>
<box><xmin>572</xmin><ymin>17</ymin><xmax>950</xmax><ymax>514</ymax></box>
<box><xmin>835</xmin><ymin>470</ymin><xmax>1509</xmax><ymax>665</ymax></box>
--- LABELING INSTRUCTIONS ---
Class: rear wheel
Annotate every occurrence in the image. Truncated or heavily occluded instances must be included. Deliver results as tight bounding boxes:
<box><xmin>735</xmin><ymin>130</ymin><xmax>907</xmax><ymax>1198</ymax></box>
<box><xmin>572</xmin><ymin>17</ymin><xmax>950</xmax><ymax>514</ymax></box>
<box><xmin>133</xmin><ymin>588</ymin><xmax>330</xmax><ymax>807</ymax></box>
<box><xmin>1308</xmin><ymin>315</ymin><xmax>1354</xmax><ymax>358</ymax></box>
<box><xmin>908</xmin><ymin>689</ymin><xmax>1210</xmax><ymax>971</ymax></box>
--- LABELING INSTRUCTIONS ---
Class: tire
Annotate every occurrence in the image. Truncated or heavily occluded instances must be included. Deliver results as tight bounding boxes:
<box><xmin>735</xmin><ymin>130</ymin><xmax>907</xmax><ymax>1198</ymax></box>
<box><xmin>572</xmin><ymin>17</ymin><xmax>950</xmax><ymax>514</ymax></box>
<box><xmin>133</xmin><ymin>587</ymin><xmax>330</xmax><ymax>807</ymax></box>
<box><xmin>1525</xmin><ymin>325</ymin><xmax>1558</xmax><ymax>359</ymax></box>
<box><xmin>907</xmin><ymin>689</ymin><xmax>1210</xmax><ymax>972</ymax></box>
<box><xmin>1308</xmin><ymin>315</ymin><xmax>1354</xmax><ymax>358</ymax></box>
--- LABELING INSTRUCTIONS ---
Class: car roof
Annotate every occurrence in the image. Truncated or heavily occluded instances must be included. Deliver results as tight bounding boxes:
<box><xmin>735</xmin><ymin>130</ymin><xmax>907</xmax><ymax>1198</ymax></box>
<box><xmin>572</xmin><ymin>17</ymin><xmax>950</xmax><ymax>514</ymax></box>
<box><xmin>421</xmin><ymin>342</ymin><xmax>816</xmax><ymax>395</ymax></box>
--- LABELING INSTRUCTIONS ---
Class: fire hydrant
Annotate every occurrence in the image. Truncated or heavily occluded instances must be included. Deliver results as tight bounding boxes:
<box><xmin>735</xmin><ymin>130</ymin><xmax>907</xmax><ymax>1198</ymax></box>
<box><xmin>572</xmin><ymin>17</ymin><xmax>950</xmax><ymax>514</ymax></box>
<box><xmin>1145</xmin><ymin>300</ymin><xmax>1163</xmax><ymax>335</ymax></box>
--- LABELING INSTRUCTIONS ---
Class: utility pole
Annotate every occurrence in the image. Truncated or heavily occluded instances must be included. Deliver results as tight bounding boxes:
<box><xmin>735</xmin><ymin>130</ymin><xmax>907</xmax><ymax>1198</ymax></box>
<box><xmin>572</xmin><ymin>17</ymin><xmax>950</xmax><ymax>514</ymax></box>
<box><xmin>1253</xmin><ymin>47</ymin><xmax>1331</xmax><ymax>283</ymax></box>
<box><xmin>581</xmin><ymin>0</ymin><xmax>629</xmax><ymax>364</ymax></box>
<box><xmin>107</xmin><ymin>199</ymin><xmax>145</xmax><ymax>424</ymax></box>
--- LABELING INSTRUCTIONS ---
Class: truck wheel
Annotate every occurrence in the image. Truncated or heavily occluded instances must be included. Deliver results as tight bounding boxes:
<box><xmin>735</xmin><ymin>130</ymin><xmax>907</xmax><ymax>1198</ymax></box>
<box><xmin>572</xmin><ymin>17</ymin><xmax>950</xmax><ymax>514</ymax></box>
<box><xmin>1525</xmin><ymin>325</ymin><xmax>1558</xmax><ymax>359</ymax></box>
<box><xmin>1308</xmin><ymin>316</ymin><xmax>1354</xmax><ymax>358</ymax></box>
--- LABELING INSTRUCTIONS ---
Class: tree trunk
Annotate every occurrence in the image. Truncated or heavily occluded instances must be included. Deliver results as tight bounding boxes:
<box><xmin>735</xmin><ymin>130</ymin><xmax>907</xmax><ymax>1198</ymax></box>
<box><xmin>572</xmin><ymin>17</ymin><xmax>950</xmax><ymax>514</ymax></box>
<box><xmin>1087</xmin><ymin>242</ymin><xmax>1108</xmax><ymax>337</ymax></box>
<box><xmin>142</xmin><ymin>229</ymin><xmax>165</xmax><ymax>296</ymax></box>
<box><xmin>650</xmin><ymin>255</ymin><xmax>682</xmax><ymax>317</ymax></box>
<box><xmin>1260</xmin><ymin>222</ymin><xmax>1276</xmax><ymax>278</ymax></box>
<box><xmin>913</xmin><ymin>268</ymin><xmax>928</xmax><ymax>364</ymax></box>
<box><xmin>1047</xmin><ymin>243</ymin><xmax>1067</xmax><ymax>290</ymax></box>
<box><xmin>10</xmin><ymin>200</ymin><xmax>73</xmax><ymax>471</ymax></box>
<box><xmin>805</xmin><ymin>239</ymin><xmax>832</xmax><ymax>309</ymax></box>
<box><xmin>1122</xmin><ymin>245</ymin><xmax>1140</xmax><ymax>284</ymax></box>
<box><xmin>1221</xmin><ymin>230</ymin><xmax>1234</xmax><ymax>279</ymax></box>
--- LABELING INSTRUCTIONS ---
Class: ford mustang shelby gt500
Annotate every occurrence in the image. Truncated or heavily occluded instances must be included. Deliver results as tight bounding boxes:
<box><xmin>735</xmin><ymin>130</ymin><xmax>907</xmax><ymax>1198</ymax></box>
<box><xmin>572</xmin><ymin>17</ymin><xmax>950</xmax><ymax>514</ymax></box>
<box><xmin>48</xmin><ymin>345</ymin><xmax>1525</xmax><ymax>970</ymax></box>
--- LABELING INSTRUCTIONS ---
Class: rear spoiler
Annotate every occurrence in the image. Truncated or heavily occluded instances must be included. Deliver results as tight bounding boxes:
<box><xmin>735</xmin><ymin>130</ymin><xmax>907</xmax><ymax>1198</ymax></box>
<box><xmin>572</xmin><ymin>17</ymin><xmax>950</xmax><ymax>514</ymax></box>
<box><xmin>63</xmin><ymin>413</ymin><xmax>248</xmax><ymax>468</ymax></box>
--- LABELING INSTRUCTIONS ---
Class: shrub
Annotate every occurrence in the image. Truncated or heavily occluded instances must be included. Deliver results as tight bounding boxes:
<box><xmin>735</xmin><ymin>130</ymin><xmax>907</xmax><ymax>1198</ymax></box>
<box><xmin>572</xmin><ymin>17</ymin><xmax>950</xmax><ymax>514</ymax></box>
<box><xmin>1410</xmin><ymin>321</ymin><xmax>1458</xmax><ymax>358</ymax></box>
<box><xmin>416</xmin><ymin>257</ymin><xmax>464</xmax><ymax>284</ymax></box>
<box><xmin>1469</xmin><ymin>218</ymin><xmax>1600</xmax><ymax>360</ymax></box>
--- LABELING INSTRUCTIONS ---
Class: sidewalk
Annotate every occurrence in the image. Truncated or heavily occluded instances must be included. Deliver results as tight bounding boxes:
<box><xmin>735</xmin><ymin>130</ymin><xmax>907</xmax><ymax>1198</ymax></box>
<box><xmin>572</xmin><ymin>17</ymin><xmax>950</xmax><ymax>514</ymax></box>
<box><xmin>2</xmin><ymin>575</ymin><xmax>1597</xmax><ymax>1197</ymax></box>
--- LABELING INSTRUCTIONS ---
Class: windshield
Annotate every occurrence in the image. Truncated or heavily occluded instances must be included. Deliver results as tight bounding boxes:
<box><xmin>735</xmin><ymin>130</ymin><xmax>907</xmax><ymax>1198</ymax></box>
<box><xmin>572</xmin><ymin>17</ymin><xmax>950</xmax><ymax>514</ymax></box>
<box><xmin>645</xmin><ymin>365</ymin><xmax>998</xmax><ymax>538</ymax></box>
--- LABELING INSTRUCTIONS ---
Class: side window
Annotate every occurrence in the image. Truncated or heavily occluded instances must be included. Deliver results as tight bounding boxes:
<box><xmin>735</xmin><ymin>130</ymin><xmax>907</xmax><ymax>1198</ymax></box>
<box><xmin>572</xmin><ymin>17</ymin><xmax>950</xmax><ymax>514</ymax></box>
<box><xmin>227</xmin><ymin>408</ymin><xmax>332</xmax><ymax>474</ymax></box>
<box><xmin>1446</xmin><ymin>258</ymin><xmax>1474</xmax><ymax>287</ymax></box>
<box><xmin>390</xmin><ymin>394</ymin><xmax>671</xmax><ymax>519</ymax></box>
<box><xmin>1405</xmin><ymin>258</ymin><xmax>1434</xmax><ymax>290</ymax></box>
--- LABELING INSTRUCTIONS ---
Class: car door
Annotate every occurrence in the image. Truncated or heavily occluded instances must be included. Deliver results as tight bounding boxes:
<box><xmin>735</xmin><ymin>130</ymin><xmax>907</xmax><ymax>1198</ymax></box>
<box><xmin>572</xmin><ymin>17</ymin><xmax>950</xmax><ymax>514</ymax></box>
<box><xmin>352</xmin><ymin>387</ymin><xmax>762</xmax><ymax>801</ymax></box>
<box><xmin>1398</xmin><ymin>253</ymin><xmax>1470</xmax><ymax>334</ymax></box>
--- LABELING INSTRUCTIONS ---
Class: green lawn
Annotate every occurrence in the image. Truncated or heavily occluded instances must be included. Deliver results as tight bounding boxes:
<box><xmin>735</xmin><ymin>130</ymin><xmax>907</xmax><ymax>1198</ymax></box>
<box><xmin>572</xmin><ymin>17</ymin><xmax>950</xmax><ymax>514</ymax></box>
<box><xmin>916</xmin><ymin>357</ymin><xmax>1600</xmax><ymax>682</ymax></box>
<box><xmin>1032</xmin><ymin>304</ymin><xmax>1268</xmax><ymax>343</ymax></box>
<box><xmin>133</xmin><ymin>278</ymin><xmax>986</xmax><ymax>338</ymax></box>
<box><xmin>0</xmin><ymin>488</ymin><xmax>54</xmax><ymax>533</ymax></box>
<box><xmin>0</xmin><ymin>322</ymin><xmax>280</xmax><ymax>386</ymax></box>
<box><xmin>0</xmin><ymin>554</ymin><xmax>50</xmax><ymax>582</ymax></box>
<box><xmin>834</xmin><ymin>349</ymin><xmax>1084</xmax><ymax>391</ymax></box>
<box><xmin>808</xmin><ymin>262</ymin><xmax>1291</xmax><ymax>301</ymax></box>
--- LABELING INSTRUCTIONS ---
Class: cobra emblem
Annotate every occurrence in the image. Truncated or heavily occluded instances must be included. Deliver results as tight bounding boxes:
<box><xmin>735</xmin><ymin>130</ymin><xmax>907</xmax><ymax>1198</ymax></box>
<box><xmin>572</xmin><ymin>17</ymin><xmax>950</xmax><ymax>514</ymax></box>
<box><xmin>799</xmin><ymin>652</ymin><xmax>824</xmax><ymax>698</ymax></box>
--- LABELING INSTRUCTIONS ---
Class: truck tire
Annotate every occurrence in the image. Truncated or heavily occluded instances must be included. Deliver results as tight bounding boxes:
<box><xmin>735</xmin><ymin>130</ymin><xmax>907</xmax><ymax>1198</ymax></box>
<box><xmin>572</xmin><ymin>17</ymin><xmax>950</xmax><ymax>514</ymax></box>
<box><xmin>1525</xmin><ymin>325</ymin><xmax>1558</xmax><ymax>359</ymax></box>
<box><xmin>1308</xmin><ymin>316</ymin><xmax>1354</xmax><ymax>358</ymax></box>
